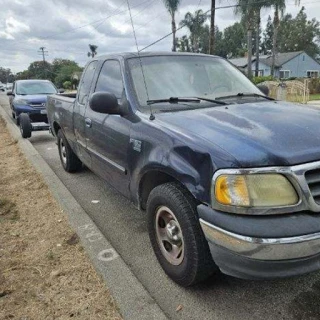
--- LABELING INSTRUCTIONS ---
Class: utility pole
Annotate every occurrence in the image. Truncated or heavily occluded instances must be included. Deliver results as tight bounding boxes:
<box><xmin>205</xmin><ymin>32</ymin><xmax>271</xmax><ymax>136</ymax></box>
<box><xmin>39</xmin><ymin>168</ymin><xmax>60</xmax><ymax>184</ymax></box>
<box><xmin>209</xmin><ymin>0</ymin><xmax>216</xmax><ymax>55</ymax></box>
<box><xmin>38</xmin><ymin>47</ymin><xmax>48</xmax><ymax>79</ymax></box>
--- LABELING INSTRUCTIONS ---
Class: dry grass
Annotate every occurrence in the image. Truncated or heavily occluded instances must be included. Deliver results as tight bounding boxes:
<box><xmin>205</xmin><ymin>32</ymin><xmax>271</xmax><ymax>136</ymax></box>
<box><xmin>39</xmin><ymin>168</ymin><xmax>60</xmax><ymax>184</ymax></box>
<box><xmin>0</xmin><ymin>116</ymin><xmax>122</xmax><ymax>320</ymax></box>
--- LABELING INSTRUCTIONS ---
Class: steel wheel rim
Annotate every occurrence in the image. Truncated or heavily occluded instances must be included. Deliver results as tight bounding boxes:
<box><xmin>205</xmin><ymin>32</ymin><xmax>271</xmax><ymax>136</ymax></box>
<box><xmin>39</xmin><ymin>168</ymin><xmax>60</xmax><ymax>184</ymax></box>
<box><xmin>155</xmin><ymin>206</ymin><xmax>184</xmax><ymax>266</ymax></box>
<box><xmin>59</xmin><ymin>139</ymin><xmax>67</xmax><ymax>165</ymax></box>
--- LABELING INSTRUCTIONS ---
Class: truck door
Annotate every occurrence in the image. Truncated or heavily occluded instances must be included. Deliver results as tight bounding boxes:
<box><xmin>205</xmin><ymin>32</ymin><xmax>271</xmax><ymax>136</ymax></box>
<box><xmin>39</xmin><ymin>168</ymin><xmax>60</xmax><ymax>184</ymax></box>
<box><xmin>84</xmin><ymin>59</ymin><xmax>131</xmax><ymax>198</ymax></box>
<box><xmin>73</xmin><ymin>60</ymin><xmax>98</xmax><ymax>168</ymax></box>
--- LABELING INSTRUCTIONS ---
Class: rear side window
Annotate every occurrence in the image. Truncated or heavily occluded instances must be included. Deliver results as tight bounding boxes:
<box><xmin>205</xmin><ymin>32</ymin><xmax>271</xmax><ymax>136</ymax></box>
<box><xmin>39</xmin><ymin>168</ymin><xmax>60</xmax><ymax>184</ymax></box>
<box><xmin>78</xmin><ymin>61</ymin><xmax>98</xmax><ymax>105</ymax></box>
<box><xmin>95</xmin><ymin>60</ymin><xmax>123</xmax><ymax>98</ymax></box>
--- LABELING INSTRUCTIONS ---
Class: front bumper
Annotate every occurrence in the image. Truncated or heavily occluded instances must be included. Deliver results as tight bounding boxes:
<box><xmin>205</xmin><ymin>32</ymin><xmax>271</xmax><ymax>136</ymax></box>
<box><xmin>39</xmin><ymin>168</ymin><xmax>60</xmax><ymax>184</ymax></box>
<box><xmin>14</xmin><ymin>105</ymin><xmax>48</xmax><ymax>123</ymax></box>
<box><xmin>198</xmin><ymin>205</ymin><xmax>320</xmax><ymax>279</ymax></box>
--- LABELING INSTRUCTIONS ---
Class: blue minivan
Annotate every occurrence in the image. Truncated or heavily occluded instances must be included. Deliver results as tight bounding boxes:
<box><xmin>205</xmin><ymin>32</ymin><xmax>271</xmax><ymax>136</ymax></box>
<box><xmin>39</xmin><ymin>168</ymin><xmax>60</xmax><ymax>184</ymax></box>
<box><xmin>7</xmin><ymin>79</ymin><xmax>61</xmax><ymax>138</ymax></box>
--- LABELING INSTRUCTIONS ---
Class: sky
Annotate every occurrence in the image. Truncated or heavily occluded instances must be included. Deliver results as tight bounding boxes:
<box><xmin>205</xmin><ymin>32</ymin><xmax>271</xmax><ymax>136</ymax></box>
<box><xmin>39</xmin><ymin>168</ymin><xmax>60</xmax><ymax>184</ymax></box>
<box><xmin>0</xmin><ymin>0</ymin><xmax>320</xmax><ymax>73</ymax></box>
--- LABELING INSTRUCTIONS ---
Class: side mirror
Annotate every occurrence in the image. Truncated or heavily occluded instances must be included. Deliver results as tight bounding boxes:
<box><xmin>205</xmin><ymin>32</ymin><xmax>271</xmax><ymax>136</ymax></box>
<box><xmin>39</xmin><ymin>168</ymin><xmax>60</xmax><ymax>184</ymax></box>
<box><xmin>6</xmin><ymin>91</ymin><xmax>13</xmax><ymax>96</ymax></box>
<box><xmin>89</xmin><ymin>92</ymin><xmax>121</xmax><ymax>115</ymax></box>
<box><xmin>257</xmin><ymin>84</ymin><xmax>269</xmax><ymax>96</ymax></box>
<box><xmin>58</xmin><ymin>88</ymin><xmax>65</xmax><ymax>93</ymax></box>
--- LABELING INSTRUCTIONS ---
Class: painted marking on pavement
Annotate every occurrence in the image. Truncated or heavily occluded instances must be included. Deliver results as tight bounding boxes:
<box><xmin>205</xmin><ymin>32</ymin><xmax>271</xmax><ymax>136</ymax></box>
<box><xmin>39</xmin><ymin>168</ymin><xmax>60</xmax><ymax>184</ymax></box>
<box><xmin>97</xmin><ymin>249</ymin><xmax>119</xmax><ymax>262</ymax></box>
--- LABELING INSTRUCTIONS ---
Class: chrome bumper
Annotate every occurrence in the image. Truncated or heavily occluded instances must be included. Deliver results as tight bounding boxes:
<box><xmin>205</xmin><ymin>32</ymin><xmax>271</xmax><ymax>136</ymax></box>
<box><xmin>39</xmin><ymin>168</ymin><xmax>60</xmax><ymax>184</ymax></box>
<box><xmin>200</xmin><ymin>219</ymin><xmax>320</xmax><ymax>260</ymax></box>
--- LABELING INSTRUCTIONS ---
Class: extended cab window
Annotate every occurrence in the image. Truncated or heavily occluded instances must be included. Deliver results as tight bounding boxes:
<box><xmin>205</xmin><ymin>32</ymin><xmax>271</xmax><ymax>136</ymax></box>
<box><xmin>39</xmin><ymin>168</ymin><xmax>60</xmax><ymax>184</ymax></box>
<box><xmin>78</xmin><ymin>61</ymin><xmax>98</xmax><ymax>105</ymax></box>
<box><xmin>95</xmin><ymin>60</ymin><xmax>123</xmax><ymax>98</ymax></box>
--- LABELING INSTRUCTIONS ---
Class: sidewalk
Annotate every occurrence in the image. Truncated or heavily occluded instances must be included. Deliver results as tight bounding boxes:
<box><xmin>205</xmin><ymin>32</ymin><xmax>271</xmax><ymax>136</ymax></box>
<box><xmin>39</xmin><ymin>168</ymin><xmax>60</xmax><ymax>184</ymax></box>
<box><xmin>0</xmin><ymin>102</ymin><xmax>168</xmax><ymax>320</ymax></box>
<box><xmin>308</xmin><ymin>100</ymin><xmax>320</xmax><ymax>106</ymax></box>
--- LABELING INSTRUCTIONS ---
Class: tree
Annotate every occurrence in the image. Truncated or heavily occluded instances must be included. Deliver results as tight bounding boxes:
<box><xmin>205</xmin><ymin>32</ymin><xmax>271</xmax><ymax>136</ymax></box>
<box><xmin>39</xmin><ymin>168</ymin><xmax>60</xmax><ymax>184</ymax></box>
<box><xmin>209</xmin><ymin>0</ymin><xmax>216</xmax><ymax>54</ymax></box>
<box><xmin>253</xmin><ymin>0</ymin><xmax>273</xmax><ymax>76</ymax></box>
<box><xmin>0</xmin><ymin>67</ymin><xmax>14</xmax><ymax>83</ymax></box>
<box><xmin>235</xmin><ymin>0</ymin><xmax>256</xmax><ymax>79</ymax></box>
<box><xmin>27</xmin><ymin>61</ymin><xmax>54</xmax><ymax>81</ymax></box>
<box><xmin>277</xmin><ymin>7</ymin><xmax>320</xmax><ymax>57</ymax></box>
<box><xmin>270</xmin><ymin>0</ymin><xmax>286</xmax><ymax>76</ymax></box>
<box><xmin>261</xmin><ymin>16</ymin><xmax>274</xmax><ymax>54</ymax></box>
<box><xmin>15</xmin><ymin>70</ymin><xmax>30</xmax><ymax>80</ymax></box>
<box><xmin>222</xmin><ymin>21</ymin><xmax>247</xmax><ymax>58</ymax></box>
<box><xmin>88</xmin><ymin>44</ymin><xmax>98</xmax><ymax>58</ymax></box>
<box><xmin>180</xmin><ymin>10</ymin><xmax>208</xmax><ymax>52</ymax></box>
<box><xmin>162</xmin><ymin>0</ymin><xmax>181</xmax><ymax>52</ymax></box>
<box><xmin>54</xmin><ymin>65</ymin><xmax>82</xmax><ymax>88</ymax></box>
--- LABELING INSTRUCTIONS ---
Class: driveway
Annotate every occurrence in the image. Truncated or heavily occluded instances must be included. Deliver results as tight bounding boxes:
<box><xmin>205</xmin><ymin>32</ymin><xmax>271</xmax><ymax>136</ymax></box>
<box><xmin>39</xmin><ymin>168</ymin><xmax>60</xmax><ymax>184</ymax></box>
<box><xmin>1</xmin><ymin>92</ymin><xmax>320</xmax><ymax>320</ymax></box>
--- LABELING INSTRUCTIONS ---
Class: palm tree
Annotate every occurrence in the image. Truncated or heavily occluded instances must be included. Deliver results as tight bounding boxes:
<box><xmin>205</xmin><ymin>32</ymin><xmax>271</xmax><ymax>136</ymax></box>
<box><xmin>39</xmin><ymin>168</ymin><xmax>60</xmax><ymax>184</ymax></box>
<box><xmin>88</xmin><ymin>44</ymin><xmax>98</xmax><ymax>58</ymax></box>
<box><xmin>253</xmin><ymin>1</ymin><xmax>273</xmax><ymax>77</ymax></box>
<box><xmin>235</xmin><ymin>0</ymin><xmax>256</xmax><ymax>79</ymax></box>
<box><xmin>270</xmin><ymin>0</ymin><xmax>286</xmax><ymax>76</ymax></box>
<box><xmin>209</xmin><ymin>0</ymin><xmax>216</xmax><ymax>54</ymax></box>
<box><xmin>180</xmin><ymin>10</ymin><xmax>208</xmax><ymax>53</ymax></box>
<box><xmin>162</xmin><ymin>0</ymin><xmax>181</xmax><ymax>52</ymax></box>
<box><xmin>270</xmin><ymin>0</ymin><xmax>300</xmax><ymax>76</ymax></box>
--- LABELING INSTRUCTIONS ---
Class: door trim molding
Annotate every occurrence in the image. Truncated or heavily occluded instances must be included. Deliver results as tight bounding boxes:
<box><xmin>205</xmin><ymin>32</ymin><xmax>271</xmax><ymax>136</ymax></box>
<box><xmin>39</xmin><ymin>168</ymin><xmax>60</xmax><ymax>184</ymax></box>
<box><xmin>87</xmin><ymin>146</ymin><xmax>127</xmax><ymax>174</ymax></box>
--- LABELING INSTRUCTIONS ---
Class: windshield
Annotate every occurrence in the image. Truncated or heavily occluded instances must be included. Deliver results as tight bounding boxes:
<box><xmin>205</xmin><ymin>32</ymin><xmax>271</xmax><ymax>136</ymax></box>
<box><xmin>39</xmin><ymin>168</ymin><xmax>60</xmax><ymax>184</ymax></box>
<box><xmin>16</xmin><ymin>82</ymin><xmax>57</xmax><ymax>95</ymax></box>
<box><xmin>128</xmin><ymin>55</ymin><xmax>262</xmax><ymax>111</ymax></box>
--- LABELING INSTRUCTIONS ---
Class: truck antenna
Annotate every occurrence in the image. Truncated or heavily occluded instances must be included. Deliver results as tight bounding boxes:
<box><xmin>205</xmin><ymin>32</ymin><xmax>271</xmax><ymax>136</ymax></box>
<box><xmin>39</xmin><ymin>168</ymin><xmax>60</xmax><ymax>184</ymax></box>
<box><xmin>126</xmin><ymin>0</ymin><xmax>155</xmax><ymax>120</ymax></box>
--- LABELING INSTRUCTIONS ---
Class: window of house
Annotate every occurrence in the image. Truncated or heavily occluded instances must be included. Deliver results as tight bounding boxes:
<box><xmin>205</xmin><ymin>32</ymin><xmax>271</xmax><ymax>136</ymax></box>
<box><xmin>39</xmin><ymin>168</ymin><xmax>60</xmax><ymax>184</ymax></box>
<box><xmin>279</xmin><ymin>70</ymin><xmax>290</xmax><ymax>79</ymax></box>
<box><xmin>307</xmin><ymin>70</ymin><xmax>319</xmax><ymax>78</ymax></box>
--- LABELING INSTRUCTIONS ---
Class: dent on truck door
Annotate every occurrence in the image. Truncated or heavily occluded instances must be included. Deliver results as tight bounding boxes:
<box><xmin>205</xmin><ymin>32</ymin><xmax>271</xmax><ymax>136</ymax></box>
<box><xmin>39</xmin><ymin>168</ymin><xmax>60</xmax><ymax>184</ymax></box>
<box><xmin>73</xmin><ymin>60</ymin><xmax>98</xmax><ymax>167</ymax></box>
<box><xmin>84</xmin><ymin>59</ymin><xmax>131</xmax><ymax>198</ymax></box>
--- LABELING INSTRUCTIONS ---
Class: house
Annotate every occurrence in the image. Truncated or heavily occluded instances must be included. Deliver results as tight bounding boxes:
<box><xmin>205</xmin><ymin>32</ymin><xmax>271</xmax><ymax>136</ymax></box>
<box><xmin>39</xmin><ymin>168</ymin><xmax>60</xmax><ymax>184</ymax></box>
<box><xmin>229</xmin><ymin>51</ymin><xmax>320</xmax><ymax>78</ymax></box>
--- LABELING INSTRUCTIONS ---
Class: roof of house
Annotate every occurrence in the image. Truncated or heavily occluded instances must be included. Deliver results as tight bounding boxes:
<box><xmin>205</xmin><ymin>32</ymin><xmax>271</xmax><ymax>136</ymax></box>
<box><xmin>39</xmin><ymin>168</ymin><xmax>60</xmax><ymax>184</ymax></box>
<box><xmin>229</xmin><ymin>51</ymin><xmax>305</xmax><ymax>68</ymax></box>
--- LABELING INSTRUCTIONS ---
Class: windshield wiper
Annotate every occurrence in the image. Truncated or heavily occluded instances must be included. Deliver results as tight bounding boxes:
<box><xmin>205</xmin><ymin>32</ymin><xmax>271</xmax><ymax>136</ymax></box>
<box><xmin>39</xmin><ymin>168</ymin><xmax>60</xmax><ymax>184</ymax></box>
<box><xmin>147</xmin><ymin>97</ymin><xmax>201</xmax><ymax>105</ymax></box>
<box><xmin>216</xmin><ymin>93</ymin><xmax>274</xmax><ymax>101</ymax></box>
<box><xmin>147</xmin><ymin>96</ymin><xmax>228</xmax><ymax>106</ymax></box>
<box><xmin>194</xmin><ymin>96</ymin><xmax>228</xmax><ymax>105</ymax></box>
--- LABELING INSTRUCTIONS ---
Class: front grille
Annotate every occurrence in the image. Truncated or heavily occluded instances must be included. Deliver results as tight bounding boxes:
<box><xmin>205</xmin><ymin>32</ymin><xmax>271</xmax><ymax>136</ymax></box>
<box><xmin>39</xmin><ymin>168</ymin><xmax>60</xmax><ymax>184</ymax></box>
<box><xmin>30</xmin><ymin>103</ymin><xmax>44</xmax><ymax>108</ymax></box>
<box><xmin>305</xmin><ymin>168</ymin><xmax>320</xmax><ymax>204</ymax></box>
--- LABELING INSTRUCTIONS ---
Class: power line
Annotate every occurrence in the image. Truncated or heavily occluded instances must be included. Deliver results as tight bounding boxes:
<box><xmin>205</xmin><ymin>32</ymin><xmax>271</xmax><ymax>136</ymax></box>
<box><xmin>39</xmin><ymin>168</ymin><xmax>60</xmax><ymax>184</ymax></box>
<box><xmin>139</xmin><ymin>0</ymin><xmax>304</xmax><ymax>52</ymax></box>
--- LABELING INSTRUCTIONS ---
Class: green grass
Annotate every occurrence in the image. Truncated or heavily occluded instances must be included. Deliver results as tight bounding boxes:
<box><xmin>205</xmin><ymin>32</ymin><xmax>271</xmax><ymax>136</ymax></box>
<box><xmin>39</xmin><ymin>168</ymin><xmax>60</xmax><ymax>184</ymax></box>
<box><xmin>310</xmin><ymin>94</ymin><xmax>320</xmax><ymax>101</ymax></box>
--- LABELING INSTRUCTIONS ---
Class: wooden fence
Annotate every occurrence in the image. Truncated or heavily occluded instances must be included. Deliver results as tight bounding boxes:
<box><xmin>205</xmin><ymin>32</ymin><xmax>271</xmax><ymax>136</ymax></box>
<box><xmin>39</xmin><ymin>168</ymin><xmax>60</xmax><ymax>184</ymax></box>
<box><xmin>260</xmin><ymin>80</ymin><xmax>310</xmax><ymax>104</ymax></box>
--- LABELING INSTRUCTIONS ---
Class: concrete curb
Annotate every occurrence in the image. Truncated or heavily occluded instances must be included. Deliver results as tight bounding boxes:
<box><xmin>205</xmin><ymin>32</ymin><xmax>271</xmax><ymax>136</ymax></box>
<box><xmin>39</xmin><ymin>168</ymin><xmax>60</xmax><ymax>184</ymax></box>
<box><xmin>0</xmin><ymin>104</ymin><xmax>168</xmax><ymax>320</ymax></box>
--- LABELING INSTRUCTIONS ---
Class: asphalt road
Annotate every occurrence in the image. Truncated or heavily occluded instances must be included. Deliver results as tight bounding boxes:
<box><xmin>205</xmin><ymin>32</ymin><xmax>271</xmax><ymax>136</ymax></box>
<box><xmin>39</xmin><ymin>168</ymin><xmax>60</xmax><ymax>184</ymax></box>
<box><xmin>2</xmin><ymin>93</ymin><xmax>320</xmax><ymax>320</ymax></box>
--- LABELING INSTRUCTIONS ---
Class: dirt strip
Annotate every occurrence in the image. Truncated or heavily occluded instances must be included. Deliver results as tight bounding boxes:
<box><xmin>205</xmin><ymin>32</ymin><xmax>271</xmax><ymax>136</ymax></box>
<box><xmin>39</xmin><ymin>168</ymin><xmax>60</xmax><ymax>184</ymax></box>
<box><xmin>0</xmin><ymin>116</ymin><xmax>122</xmax><ymax>320</ymax></box>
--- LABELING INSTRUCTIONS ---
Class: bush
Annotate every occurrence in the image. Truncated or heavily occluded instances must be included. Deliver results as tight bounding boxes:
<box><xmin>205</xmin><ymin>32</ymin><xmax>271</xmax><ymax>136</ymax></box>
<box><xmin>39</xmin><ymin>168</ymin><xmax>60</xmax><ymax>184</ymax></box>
<box><xmin>63</xmin><ymin>81</ymin><xmax>72</xmax><ymax>90</ymax></box>
<box><xmin>309</xmin><ymin>78</ymin><xmax>320</xmax><ymax>94</ymax></box>
<box><xmin>252</xmin><ymin>75</ymin><xmax>274</xmax><ymax>85</ymax></box>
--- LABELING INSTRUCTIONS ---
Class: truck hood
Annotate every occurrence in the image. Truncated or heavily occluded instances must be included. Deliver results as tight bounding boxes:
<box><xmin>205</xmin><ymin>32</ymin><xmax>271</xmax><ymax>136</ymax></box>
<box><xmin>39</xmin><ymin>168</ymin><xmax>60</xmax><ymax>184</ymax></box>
<box><xmin>156</xmin><ymin>101</ymin><xmax>320</xmax><ymax>167</ymax></box>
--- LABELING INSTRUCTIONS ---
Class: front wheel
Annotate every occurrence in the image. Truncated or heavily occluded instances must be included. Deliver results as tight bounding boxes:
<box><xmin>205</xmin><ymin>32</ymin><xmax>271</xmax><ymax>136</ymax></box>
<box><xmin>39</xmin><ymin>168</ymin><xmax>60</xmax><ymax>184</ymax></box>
<box><xmin>147</xmin><ymin>182</ymin><xmax>216</xmax><ymax>287</ymax></box>
<box><xmin>57</xmin><ymin>130</ymin><xmax>82</xmax><ymax>172</ymax></box>
<box><xmin>19</xmin><ymin>113</ymin><xmax>32</xmax><ymax>138</ymax></box>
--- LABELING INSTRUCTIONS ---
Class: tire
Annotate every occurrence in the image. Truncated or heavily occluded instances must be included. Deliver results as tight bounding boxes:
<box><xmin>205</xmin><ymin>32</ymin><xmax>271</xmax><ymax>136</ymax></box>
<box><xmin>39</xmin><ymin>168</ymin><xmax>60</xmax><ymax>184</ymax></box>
<box><xmin>57</xmin><ymin>130</ymin><xmax>82</xmax><ymax>172</ymax></box>
<box><xmin>19</xmin><ymin>113</ymin><xmax>32</xmax><ymax>138</ymax></box>
<box><xmin>147</xmin><ymin>182</ymin><xmax>216</xmax><ymax>287</ymax></box>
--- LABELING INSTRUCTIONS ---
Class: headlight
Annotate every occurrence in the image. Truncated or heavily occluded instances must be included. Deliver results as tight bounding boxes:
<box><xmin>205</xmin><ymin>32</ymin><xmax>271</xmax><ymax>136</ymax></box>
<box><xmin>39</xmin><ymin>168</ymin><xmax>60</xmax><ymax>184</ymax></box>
<box><xmin>14</xmin><ymin>99</ymin><xmax>28</xmax><ymax>105</ymax></box>
<box><xmin>214</xmin><ymin>174</ymin><xmax>298</xmax><ymax>207</ymax></box>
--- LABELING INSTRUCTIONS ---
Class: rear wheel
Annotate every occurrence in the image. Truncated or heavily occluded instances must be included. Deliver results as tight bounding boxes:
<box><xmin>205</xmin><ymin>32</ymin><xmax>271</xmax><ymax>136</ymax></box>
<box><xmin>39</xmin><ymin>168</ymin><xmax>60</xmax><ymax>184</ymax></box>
<box><xmin>19</xmin><ymin>113</ymin><xmax>32</xmax><ymax>138</ymax></box>
<box><xmin>57</xmin><ymin>130</ymin><xmax>82</xmax><ymax>172</ymax></box>
<box><xmin>147</xmin><ymin>182</ymin><xmax>216</xmax><ymax>287</ymax></box>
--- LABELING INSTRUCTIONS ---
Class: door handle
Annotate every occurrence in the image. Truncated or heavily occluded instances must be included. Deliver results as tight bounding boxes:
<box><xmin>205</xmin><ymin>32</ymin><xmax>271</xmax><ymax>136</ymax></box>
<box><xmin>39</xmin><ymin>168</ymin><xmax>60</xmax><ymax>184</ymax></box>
<box><xmin>85</xmin><ymin>118</ymin><xmax>92</xmax><ymax>128</ymax></box>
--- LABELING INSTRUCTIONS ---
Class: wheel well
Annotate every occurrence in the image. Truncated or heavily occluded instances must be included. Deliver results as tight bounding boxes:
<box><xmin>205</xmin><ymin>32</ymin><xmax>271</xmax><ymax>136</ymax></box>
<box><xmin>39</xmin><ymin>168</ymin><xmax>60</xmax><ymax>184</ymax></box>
<box><xmin>53</xmin><ymin>122</ymin><xmax>61</xmax><ymax>136</ymax></box>
<box><xmin>139</xmin><ymin>171</ymin><xmax>194</xmax><ymax>210</ymax></box>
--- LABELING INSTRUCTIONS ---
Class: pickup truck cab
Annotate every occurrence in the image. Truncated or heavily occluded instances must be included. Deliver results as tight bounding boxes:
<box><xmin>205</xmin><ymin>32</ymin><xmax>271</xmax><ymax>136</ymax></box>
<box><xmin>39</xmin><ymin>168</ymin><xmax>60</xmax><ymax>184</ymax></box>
<box><xmin>47</xmin><ymin>52</ymin><xmax>320</xmax><ymax>286</ymax></box>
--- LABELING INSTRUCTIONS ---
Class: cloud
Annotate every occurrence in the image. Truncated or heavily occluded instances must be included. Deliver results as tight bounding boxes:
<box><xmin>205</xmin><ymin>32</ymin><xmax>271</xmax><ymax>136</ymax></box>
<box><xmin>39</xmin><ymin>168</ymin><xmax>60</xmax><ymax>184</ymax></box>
<box><xmin>0</xmin><ymin>0</ymin><xmax>319</xmax><ymax>73</ymax></box>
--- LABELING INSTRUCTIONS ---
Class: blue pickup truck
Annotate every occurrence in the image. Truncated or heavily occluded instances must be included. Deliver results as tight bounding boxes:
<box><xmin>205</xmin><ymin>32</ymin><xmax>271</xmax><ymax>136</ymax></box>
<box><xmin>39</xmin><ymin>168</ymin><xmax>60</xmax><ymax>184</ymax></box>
<box><xmin>7</xmin><ymin>79</ymin><xmax>60</xmax><ymax>138</ymax></box>
<box><xmin>47</xmin><ymin>52</ymin><xmax>320</xmax><ymax>286</ymax></box>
